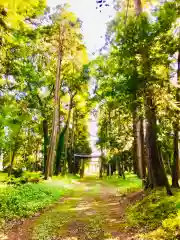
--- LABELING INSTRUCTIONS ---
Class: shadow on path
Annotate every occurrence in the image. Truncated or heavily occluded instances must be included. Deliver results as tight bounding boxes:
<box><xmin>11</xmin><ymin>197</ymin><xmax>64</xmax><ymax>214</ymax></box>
<box><xmin>7</xmin><ymin>179</ymin><xmax>143</xmax><ymax>240</ymax></box>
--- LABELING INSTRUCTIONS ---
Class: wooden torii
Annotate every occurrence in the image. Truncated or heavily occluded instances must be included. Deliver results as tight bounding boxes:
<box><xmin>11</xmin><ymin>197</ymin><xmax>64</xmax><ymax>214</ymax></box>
<box><xmin>74</xmin><ymin>154</ymin><xmax>101</xmax><ymax>158</ymax></box>
<box><xmin>74</xmin><ymin>154</ymin><xmax>102</xmax><ymax>178</ymax></box>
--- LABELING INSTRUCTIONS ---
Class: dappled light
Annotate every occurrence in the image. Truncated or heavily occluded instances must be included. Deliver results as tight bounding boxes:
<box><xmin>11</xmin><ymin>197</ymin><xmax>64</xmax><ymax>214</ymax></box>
<box><xmin>5</xmin><ymin>177</ymin><xmax>141</xmax><ymax>240</ymax></box>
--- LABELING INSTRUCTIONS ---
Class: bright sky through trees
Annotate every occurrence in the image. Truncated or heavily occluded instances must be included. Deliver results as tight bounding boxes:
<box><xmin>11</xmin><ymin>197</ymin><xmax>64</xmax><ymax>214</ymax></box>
<box><xmin>47</xmin><ymin>0</ymin><xmax>115</xmax><ymax>56</ymax></box>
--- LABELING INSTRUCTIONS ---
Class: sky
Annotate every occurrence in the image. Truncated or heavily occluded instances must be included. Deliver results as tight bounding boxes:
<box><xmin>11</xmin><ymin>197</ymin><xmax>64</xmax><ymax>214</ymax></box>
<box><xmin>47</xmin><ymin>0</ymin><xmax>115</xmax><ymax>57</ymax></box>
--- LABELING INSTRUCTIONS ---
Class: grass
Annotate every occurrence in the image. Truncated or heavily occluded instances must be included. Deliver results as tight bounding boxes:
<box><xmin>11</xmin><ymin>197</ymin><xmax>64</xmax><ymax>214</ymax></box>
<box><xmin>0</xmin><ymin>172</ymin><xmax>8</xmax><ymax>182</ymax></box>
<box><xmin>126</xmin><ymin>189</ymin><xmax>180</xmax><ymax>239</ymax></box>
<box><xmin>0</xmin><ymin>179</ymin><xmax>74</xmax><ymax>227</ymax></box>
<box><xmin>101</xmin><ymin>173</ymin><xmax>142</xmax><ymax>193</ymax></box>
<box><xmin>0</xmin><ymin>172</ymin><xmax>142</xmax><ymax>238</ymax></box>
<box><xmin>0</xmin><ymin>174</ymin><xmax>89</xmax><ymax>227</ymax></box>
<box><xmin>29</xmin><ymin>174</ymin><xmax>142</xmax><ymax>240</ymax></box>
<box><xmin>1</xmin><ymin>172</ymin><xmax>179</xmax><ymax>239</ymax></box>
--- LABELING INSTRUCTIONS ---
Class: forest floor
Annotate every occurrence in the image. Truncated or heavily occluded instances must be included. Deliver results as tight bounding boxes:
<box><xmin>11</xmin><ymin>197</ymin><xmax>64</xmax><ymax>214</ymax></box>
<box><xmin>5</xmin><ymin>177</ymin><xmax>144</xmax><ymax>240</ymax></box>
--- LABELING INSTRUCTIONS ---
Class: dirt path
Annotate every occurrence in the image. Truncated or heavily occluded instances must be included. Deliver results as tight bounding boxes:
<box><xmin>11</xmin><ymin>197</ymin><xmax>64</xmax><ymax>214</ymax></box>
<box><xmin>6</xmin><ymin>179</ymin><xmax>143</xmax><ymax>240</ymax></box>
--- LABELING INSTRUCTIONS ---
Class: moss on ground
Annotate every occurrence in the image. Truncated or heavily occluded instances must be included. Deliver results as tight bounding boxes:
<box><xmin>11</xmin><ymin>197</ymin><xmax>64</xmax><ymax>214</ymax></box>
<box><xmin>126</xmin><ymin>189</ymin><xmax>180</xmax><ymax>240</ymax></box>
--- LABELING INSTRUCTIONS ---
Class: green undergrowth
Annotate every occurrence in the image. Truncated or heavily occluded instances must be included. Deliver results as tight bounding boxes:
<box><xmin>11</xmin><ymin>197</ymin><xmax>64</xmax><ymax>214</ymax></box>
<box><xmin>0</xmin><ymin>181</ymin><xmax>71</xmax><ymax>227</ymax></box>
<box><xmin>126</xmin><ymin>189</ymin><xmax>180</xmax><ymax>240</ymax></box>
<box><xmin>0</xmin><ymin>172</ymin><xmax>8</xmax><ymax>182</ymax></box>
<box><xmin>52</xmin><ymin>173</ymin><xmax>80</xmax><ymax>182</ymax></box>
<box><xmin>102</xmin><ymin>173</ymin><xmax>142</xmax><ymax>194</ymax></box>
<box><xmin>6</xmin><ymin>171</ymin><xmax>43</xmax><ymax>185</ymax></box>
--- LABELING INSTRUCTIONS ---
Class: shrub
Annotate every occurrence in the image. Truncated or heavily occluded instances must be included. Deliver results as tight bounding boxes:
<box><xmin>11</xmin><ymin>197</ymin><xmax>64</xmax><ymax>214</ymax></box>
<box><xmin>3</xmin><ymin>168</ymin><xmax>23</xmax><ymax>178</ymax></box>
<box><xmin>126</xmin><ymin>190</ymin><xmax>180</xmax><ymax>240</ymax></box>
<box><xmin>127</xmin><ymin>190</ymin><xmax>177</xmax><ymax>230</ymax></box>
<box><xmin>5</xmin><ymin>171</ymin><xmax>42</xmax><ymax>185</ymax></box>
<box><xmin>140</xmin><ymin>212</ymin><xmax>180</xmax><ymax>240</ymax></box>
<box><xmin>0</xmin><ymin>183</ymin><xmax>67</xmax><ymax>225</ymax></box>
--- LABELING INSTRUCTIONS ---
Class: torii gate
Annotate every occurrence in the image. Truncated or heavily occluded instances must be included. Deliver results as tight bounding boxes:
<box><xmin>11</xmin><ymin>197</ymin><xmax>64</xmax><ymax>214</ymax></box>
<box><xmin>74</xmin><ymin>154</ymin><xmax>102</xmax><ymax>158</ymax></box>
<box><xmin>74</xmin><ymin>154</ymin><xmax>102</xmax><ymax>177</ymax></box>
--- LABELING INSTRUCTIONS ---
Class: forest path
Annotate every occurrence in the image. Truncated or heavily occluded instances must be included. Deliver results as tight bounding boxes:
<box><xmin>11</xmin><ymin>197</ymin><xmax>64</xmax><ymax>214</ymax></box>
<box><xmin>7</xmin><ymin>178</ymin><xmax>143</xmax><ymax>240</ymax></box>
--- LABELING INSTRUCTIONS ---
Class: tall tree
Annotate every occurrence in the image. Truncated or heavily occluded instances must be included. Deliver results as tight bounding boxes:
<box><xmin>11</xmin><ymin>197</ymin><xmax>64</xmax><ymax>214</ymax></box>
<box><xmin>172</xmin><ymin>51</ymin><xmax>180</xmax><ymax>187</ymax></box>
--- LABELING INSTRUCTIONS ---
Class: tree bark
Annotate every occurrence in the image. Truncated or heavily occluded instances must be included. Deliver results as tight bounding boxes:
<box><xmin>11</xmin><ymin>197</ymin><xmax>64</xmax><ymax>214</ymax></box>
<box><xmin>109</xmin><ymin>163</ymin><xmax>112</xmax><ymax>177</ymax></box>
<box><xmin>134</xmin><ymin>0</ymin><xmax>142</xmax><ymax>15</ymax></box>
<box><xmin>132</xmin><ymin>103</ymin><xmax>145</xmax><ymax>179</ymax></box>
<box><xmin>139</xmin><ymin>118</ymin><xmax>146</xmax><ymax>180</ymax></box>
<box><xmin>99</xmin><ymin>145</ymin><xmax>104</xmax><ymax>178</ymax></box>
<box><xmin>80</xmin><ymin>158</ymin><xmax>84</xmax><ymax>178</ymax></box>
<box><xmin>145</xmin><ymin>94</ymin><xmax>172</xmax><ymax>194</ymax></box>
<box><xmin>69</xmin><ymin>108</ymin><xmax>75</xmax><ymax>173</ymax></box>
<box><xmin>62</xmin><ymin>127</ymin><xmax>69</xmax><ymax>175</ymax></box>
<box><xmin>8</xmin><ymin>149</ymin><xmax>16</xmax><ymax>177</ymax></box>
<box><xmin>172</xmin><ymin>51</ymin><xmax>180</xmax><ymax>188</ymax></box>
<box><xmin>8</xmin><ymin>127</ymin><xmax>21</xmax><ymax>177</ymax></box>
<box><xmin>117</xmin><ymin>158</ymin><xmax>122</xmax><ymax>177</ymax></box>
<box><xmin>55</xmin><ymin>132</ymin><xmax>64</xmax><ymax>175</ymax></box>
<box><xmin>99</xmin><ymin>157</ymin><xmax>103</xmax><ymax>178</ymax></box>
<box><xmin>43</xmin><ymin>119</ymin><xmax>49</xmax><ymax>174</ymax></box>
<box><xmin>133</xmin><ymin>0</ymin><xmax>172</xmax><ymax>195</ymax></box>
<box><xmin>55</xmin><ymin>94</ymin><xmax>74</xmax><ymax>176</ymax></box>
<box><xmin>45</xmin><ymin>27</ymin><xmax>63</xmax><ymax>180</ymax></box>
<box><xmin>132</xmin><ymin>110</ymin><xmax>139</xmax><ymax>175</ymax></box>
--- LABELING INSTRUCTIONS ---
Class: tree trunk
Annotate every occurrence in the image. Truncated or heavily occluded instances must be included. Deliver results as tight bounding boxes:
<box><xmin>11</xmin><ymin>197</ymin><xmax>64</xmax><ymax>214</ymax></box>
<box><xmin>133</xmin><ymin>0</ymin><xmax>172</xmax><ymax>195</ymax></box>
<box><xmin>99</xmin><ymin>146</ymin><xmax>103</xmax><ymax>178</ymax></box>
<box><xmin>167</xmin><ymin>151</ymin><xmax>172</xmax><ymax>176</ymax></box>
<box><xmin>132</xmin><ymin>110</ymin><xmax>138</xmax><ymax>175</ymax></box>
<box><xmin>43</xmin><ymin>119</ymin><xmax>49</xmax><ymax>174</ymax></box>
<box><xmin>55</xmin><ymin>132</ymin><xmax>64</xmax><ymax>175</ymax></box>
<box><xmin>145</xmin><ymin>94</ymin><xmax>172</xmax><ymax>194</ymax></box>
<box><xmin>99</xmin><ymin>157</ymin><xmax>103</xmax><ymax>178</ymax></box>
<box><xmin>117</xmin><ymin>157</ymin><xmax>123</xmax><ymax>177</ymax></box>
<box><xmin>68</xmin><ymin>109</ymin><xmax>75</xmax><ymax>173</ymax></box>
<box><xmin>172</xmin><ymin>126</ymin><xmax>179</xmax><ymax>187</ymax></box>
<box><xmin>72</xmin><ymin>109</ymin><xmax>76</xmax><ymax>174</ymax></box>
<box><xmin>55</xmin><ymin>95</ymin><xmax>74</xmax><ymax>176</ymax></box>
<box><xmin>62</xmin><ymin>128</ymin><xmax>69</xmax><ymax>175</ymax></box>
<box><xmin>139</xmin><ymin>118</ymin><xmax>146</xmax><ymax>180</ymax></box>
<box><xmin>121</xmin><ymin>161</ymin><xmax>125</xmax><ymax>179</ymax></box>
<box><xmin>45</xmin><ymin>27</ymin><xmax>63</xmax><ymax>180</ymax></box>
<box><xmin>108</xmin><ymin>163</ymin><xmax>112</xmax><ymax>177</ymax></box>
<box><xmin>8</xmin><ymin>127</ymin><xmax>21</xmax><ymax>177</ymax></box>
<box><xmin>67</xmin><ymin>150</ymin><xmax>72</xmax><ymax>173</ymax></box>
<box><xmin>80</xmin><ymin>158</ymin><xmax>84</xmax><ymax>178</ymax></box>
<box><xmin>35</xmin><ymin>144</ymin><xmax>39</xmax><ymax>171</ymax></box>
<box><xmin>134</xmin><ymin>0</ymin><xmax>142</xmax><ymax>15</ymax></box>
<box><xmin>8</xmin><ymin>149</ymin><xmax>16</xmax><ymax>177</ymax></box>
<box><xmin>132</xmin><ymin>105</ymin><xmax>143</xmax><ymax>178</ymax></box>
<box><xmin>172</xmin><ymin>51</ymin><xmax>180</xmax><ymax>188</ymax></box>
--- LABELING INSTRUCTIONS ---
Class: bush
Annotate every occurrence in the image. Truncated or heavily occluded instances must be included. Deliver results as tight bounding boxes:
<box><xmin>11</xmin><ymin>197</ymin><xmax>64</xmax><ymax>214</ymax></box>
<box><xmin>0</xmin><ymin>183</ymin><xmax>67</xmax><ymax>225</ymax></box>
<box><xmin>3</xmin><ymin>167</ymin><xmax>23</xmax><ymax>178</ymax></box>
<box><xmin>140</xmin><ymin>212</ymin><xmax>180</xmax><ymax>240</ymax></box>
<box><xmin>127</xmin><ymin>190</ymin><xmax>177</xmax><ymax>230</ymax></box>
<box><xmin>6</xmin><ymin>171</ymin><xmax>42</xmax><ymax>185</ymax></box>
<box><xmin>126</xmin><ymin>190</ymin><xmax>180</xmax><ymax>239</ymax></box>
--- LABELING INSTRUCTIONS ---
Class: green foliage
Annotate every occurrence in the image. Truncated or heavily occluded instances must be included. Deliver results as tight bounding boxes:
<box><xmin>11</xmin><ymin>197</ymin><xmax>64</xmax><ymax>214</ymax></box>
<box><xmin>91</xmin><ymin>0</ymin><xmax>180</xmax><ymax>184</ymax></box>
<box><xmin>102</xmin><ymin>173</ymin><xmax>142</xmax><ymax>193</ymax></box>
<box><xmin>0</xmin><ymin>2</ymin><xmax>90</xmax><ymax>175</ymax></box>
<box><xmin>0</xmin><ymin>182</ymin><xmax>68</xmax><ymax>225</ymax></box>
<box><xmin>0</xmin><ymin>172</ymin><xmax>8</xmax><ymax>182</ymax></box>
<box><xmin>6</xmin><ymin>171</ymin><xmax>43</xmax><ymax>185</ymax></box>
<box><xmin>141</xmin><ymin>212</ymin><xmax>180</xmax><ymax>240</ymax></box>
<box><xmin>52</xmin><ymin>173</ymin><xmax>80</xmax><ymax>181</ymax></box>
<box><xmin>127</xmin><ymin>191</ymin><xmax>177</xmax><ymax>230</ymax></box>
<box><xmin>127</xmin><ymin>189</ymin><xmax>180</xmax><ymax>239</ymax></box>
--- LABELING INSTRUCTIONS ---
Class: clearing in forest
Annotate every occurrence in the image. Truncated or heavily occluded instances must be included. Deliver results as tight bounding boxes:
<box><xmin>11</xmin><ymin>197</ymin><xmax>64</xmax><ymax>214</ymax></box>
<box><xmin>7</xmin><ymin>177</ymin><xmax>142</xmax><ymax>240</ymax></box>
